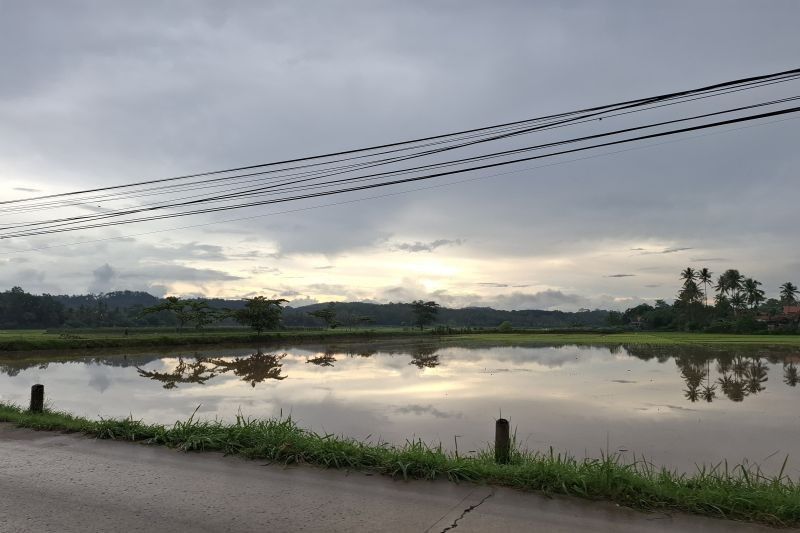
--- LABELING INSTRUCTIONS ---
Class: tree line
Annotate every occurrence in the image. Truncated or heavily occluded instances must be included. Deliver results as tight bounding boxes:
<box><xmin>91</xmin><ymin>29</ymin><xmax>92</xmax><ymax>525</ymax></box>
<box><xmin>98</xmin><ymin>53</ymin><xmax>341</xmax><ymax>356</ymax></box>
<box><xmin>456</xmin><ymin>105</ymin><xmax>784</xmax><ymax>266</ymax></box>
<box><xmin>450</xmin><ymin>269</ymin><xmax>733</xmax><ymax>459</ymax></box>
<box><xmin>0</xmin><ymin>287</ymin><xmax>611</xmax><ymax>330</ymax></box>
<box><xmin>610</xmin><ymin>267</ymin><xmax>799</xmax><ymax>332</ymax></box>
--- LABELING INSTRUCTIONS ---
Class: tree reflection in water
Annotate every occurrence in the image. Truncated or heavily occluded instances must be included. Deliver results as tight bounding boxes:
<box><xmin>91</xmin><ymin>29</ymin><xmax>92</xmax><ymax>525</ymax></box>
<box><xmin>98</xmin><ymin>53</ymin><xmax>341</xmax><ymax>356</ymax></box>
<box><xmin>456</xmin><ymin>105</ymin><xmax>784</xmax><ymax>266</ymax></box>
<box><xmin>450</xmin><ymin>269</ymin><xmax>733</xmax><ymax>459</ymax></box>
<box><xmin>784</xmin><ymin>362</ymin><xmax>799</xmax><ymax>387</ymax></box>
<box><xmin>206</xmin><ymin>350</ymin><xmax>286</xmax><ymax>387</ymax></box>
<box><xmin>409</xmin><ymin>345</ymin><xmax>440</xmax><ymax>369</ymax></box>
<box><xmin>306</xmin><ymin>349</ymin><xmax>337</xmax><ymax>367</ymax></box>
<box><xmin>136</xmin><ymin>357</ymin><xmax>217</xmax><ymax>389</ymax></box>
<box><xmin>136</xmin><ymin>350</ymin><xmax>286</xmax><ymax>389</ymax></box>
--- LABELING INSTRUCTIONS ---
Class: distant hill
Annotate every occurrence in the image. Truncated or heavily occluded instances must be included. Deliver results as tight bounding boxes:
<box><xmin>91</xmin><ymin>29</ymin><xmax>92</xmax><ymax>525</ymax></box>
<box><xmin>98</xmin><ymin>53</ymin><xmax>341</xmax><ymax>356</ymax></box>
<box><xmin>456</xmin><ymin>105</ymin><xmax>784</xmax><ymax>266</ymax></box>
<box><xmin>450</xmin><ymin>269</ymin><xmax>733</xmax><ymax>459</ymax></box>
<box><xmin>25</xmin><ymin>289</ymin><xmax>609</xmax><ymax>329</ymax></box>
<box><xmin>284</xmin><ymin>301</ymin><xmax>609</xmax><ymax>329</ymax></box>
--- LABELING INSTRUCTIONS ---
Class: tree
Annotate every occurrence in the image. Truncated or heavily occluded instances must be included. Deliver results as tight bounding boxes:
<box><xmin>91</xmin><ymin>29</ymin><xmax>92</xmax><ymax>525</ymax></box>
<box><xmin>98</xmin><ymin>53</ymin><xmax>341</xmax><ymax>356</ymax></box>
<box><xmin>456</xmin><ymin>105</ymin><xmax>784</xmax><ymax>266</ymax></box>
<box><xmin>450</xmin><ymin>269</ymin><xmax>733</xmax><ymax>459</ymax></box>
<box><xmin>697</xmin><ymin>268</ymin><xmax>713</xmax><ymax>307</ymax></box>
<box><xmin>742</xmin><ymin>278</ymin><xmax>765</xmax><ymax>310</ymax></box>
<box><xmin>233</xmin><ymin>297</ymin><xmax>287</xmax><ymax>334</ymax></box>
<box><xmin>308</xmin><ymin>302</ymin><xmax>339</xmax><ymax>329</ymax></box>
<box><xmin>187</xmin><ymin>300</ymin><xmax>220</xmax><ymax>330</ymax></box>
<box><xmin>411</xmin><ymin>300</ymin><xmax>440</xmax><ymax>330</ymax></box>
<box><xmin>141</xmin><ymin>296</ymin><xmax>193</xmax><ymax>332</ymax></box>
<box><xmin>729</xmin><ymin>292</ymin><xmax>747</xmax><ymax>316</ymax></box>
<box><xmin>678</xmin><ymin>279</ymin><xmax>702</xmax><ymax>304</ymax></box>
<box><xmin>680</xmin><ymin>267</ymin><xmax>697</xmax><ymax>285</ymax></box>
<box><xmin>715</xmin><ymin>269</ymin><xmax>744</xmax><ymax>299</ymax></box>
<box><xmin>780</xmin><ymin>282</ymin><xmax>799</xmax><ymax>305</ymax></box>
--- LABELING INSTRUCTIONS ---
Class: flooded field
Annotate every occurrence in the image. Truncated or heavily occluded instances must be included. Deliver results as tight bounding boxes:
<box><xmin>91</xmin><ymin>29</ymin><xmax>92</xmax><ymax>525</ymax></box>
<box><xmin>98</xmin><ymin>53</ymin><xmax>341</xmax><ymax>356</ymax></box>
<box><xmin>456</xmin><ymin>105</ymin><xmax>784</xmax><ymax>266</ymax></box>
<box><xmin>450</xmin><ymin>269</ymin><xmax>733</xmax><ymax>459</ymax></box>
<box><xmin>2</xmin><ymin>340</ymin><xmax>799</xmax><ymax>474</ymax></box>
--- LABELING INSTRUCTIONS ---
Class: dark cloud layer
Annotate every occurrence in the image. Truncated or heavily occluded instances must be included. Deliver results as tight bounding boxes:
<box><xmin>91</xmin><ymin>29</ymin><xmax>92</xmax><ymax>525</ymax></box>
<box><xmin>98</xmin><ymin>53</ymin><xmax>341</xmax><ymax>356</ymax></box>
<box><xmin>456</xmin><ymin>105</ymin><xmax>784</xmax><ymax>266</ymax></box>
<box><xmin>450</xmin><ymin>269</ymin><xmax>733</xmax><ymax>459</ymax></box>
<box><xmin>0</xmin><ymin>2</ymin><xmax>798</xmax><ymax>308</ymax></box>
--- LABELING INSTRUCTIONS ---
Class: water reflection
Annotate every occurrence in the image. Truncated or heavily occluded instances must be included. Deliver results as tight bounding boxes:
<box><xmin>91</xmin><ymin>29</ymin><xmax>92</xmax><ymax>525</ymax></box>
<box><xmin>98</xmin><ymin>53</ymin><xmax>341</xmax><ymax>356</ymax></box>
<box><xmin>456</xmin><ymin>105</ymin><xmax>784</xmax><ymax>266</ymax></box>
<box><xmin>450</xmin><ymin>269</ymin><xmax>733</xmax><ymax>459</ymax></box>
<box><xmin>206</xmin><ymin>351</ymin><xmax>286</xmax><ymax>387</ymax></box>
<box><xmin>136</xmin><ymin>357</ymin><xmax>217</xmax><ymax>389</ymax></box>
<box><xmin>409</xmin><ymin>345</ymin><xmax>440</xmax><ymax>369</ymax></box>
<box><xmin>136</xmin><ymin>349</ymin><xmax>286</xmax><ymax>389</ymax></box>
<box><xmin>2</xmin><ymin>343</ymin><xmax>800</xmax><ymax>404</ymax></box>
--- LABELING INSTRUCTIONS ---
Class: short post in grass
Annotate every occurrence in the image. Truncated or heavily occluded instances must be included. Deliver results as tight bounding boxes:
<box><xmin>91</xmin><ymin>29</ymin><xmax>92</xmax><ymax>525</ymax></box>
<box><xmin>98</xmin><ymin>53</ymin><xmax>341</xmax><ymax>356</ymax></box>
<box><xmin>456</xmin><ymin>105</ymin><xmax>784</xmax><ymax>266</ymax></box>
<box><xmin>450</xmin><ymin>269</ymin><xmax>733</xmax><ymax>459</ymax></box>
<box><xmin>495</xmin><ymin>418</ymin><xmax>510</xmax><ymax>464</ymax></box>
<box><xmin>29</xmin><ymin>384</ymin><xmax>44</xmax><ymax>413</ymax></box>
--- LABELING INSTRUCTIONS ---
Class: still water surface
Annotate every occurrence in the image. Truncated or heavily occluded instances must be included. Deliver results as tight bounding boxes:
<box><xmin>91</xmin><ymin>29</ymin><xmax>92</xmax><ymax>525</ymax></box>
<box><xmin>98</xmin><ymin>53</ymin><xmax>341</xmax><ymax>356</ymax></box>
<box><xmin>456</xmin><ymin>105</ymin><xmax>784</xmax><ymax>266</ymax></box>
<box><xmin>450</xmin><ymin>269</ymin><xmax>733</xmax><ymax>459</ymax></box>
<box><xmin>2</xmin><ymin>340</ymin><xmax>799</xmax><ymax>474</ymax></box>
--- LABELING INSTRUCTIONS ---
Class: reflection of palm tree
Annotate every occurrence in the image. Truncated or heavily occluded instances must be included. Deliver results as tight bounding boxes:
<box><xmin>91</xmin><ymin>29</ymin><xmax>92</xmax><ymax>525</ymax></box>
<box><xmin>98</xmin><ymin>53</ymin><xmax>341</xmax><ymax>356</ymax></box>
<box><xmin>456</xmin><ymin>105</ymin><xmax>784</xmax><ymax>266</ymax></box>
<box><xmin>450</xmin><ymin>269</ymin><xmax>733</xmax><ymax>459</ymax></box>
<box><xmin>136</xmin><ymin>357</ymin><xmax>216</xmax><ymax>389</ymax></box>
<box><xmin>726</xmin><ymin>379</ymin><xmax>747</xmax><ymax>402</ymax></box>
<box><xmin>684</xmin><ymin>385</ymin><xmax>700</xmax><ymax>402</ymax></box>
<box><xmin>677</xmin><ymin>356</ymin><xmax>706</xmax><ymax>403</ymax></box>
<box><xmin>784</xmin><ymin>362</ymin><xmax>799</xmax><ymax>387</ymax></box>
<box><xmin>207</xmin><ymin>350</ymin><xmax>286</xmax><ymax>387</ymax></box>
<box><xmin>409</xmin><ymin>345</ymin><xmax>440</xmax><ymax>369</ymax></box>
<box><xmin>700</xmin><ymin>360</ymin><xmax>716</xmax><ymax>402</ymax></box>
<box><xmin>744</xmin><ymin>359</ymin><xmax>768</xmax><ymax>394</ymax></box>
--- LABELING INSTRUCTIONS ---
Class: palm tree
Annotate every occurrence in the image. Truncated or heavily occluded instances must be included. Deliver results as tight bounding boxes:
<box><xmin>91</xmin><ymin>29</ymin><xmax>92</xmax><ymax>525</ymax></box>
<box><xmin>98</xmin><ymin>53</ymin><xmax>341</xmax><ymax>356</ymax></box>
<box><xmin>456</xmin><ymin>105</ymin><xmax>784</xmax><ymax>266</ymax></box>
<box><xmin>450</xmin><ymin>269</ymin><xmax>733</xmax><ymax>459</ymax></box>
<box><xmin>697</xmin><ymin>268</ymin><xmax>713</xmax><ymax>307</ymax></box>
<box><xmin>678</xmin><ymin>279</ymin><xmax>703</xmax><ymax>304</ymax></box>
<box><xmin>730</xmin><ymin>292</ymin><xmax>746</xmax><ymax>316</ymax></box>
<box><xmin>780</xmin><ymin>282</ymin><xmax>799</xmax><ymax>305</ymax></box>
<box><xmin>743</xmin><ymin>278</ymin><xmax>765</xmax><ymax>310</ymax></box>
<box><xmin>680</xmin><ymin>267</ymin><xmax>697</xmax><ymax>285</ymax></box>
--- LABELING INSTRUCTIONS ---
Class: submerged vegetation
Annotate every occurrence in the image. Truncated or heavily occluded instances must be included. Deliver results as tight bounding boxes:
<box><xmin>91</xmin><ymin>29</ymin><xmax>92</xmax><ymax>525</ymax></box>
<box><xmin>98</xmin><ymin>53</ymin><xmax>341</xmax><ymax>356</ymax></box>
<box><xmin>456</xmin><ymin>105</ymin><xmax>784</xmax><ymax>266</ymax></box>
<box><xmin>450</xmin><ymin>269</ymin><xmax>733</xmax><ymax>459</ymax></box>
<box><xmin>0</xmin><ymin>402</ymin><xmax>798</xmax><ymax>527</ymax></box>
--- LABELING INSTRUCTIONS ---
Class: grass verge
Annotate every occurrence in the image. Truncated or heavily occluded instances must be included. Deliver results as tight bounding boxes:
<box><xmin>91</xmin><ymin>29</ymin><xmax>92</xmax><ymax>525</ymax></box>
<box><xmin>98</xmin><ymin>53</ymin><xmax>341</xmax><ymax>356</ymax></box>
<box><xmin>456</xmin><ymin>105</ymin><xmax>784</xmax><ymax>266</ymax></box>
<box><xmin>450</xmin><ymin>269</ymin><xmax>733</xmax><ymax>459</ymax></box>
<box><xmin>1</xmin><ymin>403</ymin><xmax>798</xmax><ymax>527</ymax></box>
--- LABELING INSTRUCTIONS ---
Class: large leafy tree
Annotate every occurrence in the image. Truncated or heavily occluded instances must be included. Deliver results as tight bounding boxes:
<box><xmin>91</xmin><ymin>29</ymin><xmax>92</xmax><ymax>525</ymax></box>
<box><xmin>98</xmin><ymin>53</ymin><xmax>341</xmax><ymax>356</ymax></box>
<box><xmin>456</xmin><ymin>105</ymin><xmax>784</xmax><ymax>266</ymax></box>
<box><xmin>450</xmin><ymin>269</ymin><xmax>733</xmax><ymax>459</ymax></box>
<box><xmin>411</xmin><ymin>300</ymin><xmax>440</xmax><ymax>330</ymax></box>
<box><xmin>233</xmin><ymin>297</ymin><xmax>287</xmax><ymax>334</ymax></box>
<box><xmin>308</xmin><ymin>302</ymin><xmax>339</xmax><ymax>329</ymax></box>
<box><xmin>141</xmin><ymin>296</ymin><xmax>194</xmax><ymax>331</ymax></box>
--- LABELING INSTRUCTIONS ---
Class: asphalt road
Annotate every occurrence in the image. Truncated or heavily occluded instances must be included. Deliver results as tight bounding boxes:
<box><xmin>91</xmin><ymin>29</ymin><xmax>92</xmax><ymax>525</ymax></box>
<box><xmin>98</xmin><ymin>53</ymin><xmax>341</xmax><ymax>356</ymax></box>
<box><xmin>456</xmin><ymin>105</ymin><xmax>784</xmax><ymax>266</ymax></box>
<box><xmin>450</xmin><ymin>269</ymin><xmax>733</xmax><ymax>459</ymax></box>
<box><xmin>0</xmin><ymin>424</ymin><xmax>787</xmax><ymax>532</ymax></box>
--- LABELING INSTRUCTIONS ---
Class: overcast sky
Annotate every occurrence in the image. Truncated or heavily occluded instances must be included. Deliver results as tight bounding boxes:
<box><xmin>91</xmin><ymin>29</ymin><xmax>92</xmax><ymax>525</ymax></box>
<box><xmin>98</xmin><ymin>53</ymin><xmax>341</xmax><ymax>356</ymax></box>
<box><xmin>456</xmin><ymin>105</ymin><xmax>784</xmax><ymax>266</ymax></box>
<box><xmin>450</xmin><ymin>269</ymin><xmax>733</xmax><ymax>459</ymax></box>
<box><xmin>1</xmin><ymin>1</ymin><xmax>799</xmax><ymax>310</ymax></box>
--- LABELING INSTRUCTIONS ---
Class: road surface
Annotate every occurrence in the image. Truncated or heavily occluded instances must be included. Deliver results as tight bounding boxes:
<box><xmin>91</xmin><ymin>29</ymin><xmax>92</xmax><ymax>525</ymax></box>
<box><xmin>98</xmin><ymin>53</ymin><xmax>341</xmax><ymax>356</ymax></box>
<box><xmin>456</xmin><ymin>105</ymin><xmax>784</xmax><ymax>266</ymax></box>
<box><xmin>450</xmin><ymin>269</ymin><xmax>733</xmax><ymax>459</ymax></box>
<box><xmin>0</xmin><ymin>424</ymin><xmax>788</xmax><ymax>532</ymax></box>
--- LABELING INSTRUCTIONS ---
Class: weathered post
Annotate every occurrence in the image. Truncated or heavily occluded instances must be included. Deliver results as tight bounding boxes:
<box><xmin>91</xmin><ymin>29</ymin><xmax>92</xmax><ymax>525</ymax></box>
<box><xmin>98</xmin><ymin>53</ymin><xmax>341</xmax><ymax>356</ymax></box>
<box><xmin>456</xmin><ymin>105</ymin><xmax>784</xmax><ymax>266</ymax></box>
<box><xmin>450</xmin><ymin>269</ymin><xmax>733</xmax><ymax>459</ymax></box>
<box><xmin>29</xmin><ymin>384</ymin><xmax>44</xmax><ymax>413</ymax></box>
<box><xmin>495</xmin><ymin>418</ymin><xmax>510</xmax><ymax>464</ymax></box>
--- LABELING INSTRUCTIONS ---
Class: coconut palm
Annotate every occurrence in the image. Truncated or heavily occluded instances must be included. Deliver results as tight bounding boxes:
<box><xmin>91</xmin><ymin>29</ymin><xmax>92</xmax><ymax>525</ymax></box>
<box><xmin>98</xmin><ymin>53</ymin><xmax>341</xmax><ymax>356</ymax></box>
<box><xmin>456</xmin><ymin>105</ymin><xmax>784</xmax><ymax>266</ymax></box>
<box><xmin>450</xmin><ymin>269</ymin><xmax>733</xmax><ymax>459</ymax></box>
<box><xmin>780</xmin><ymin>282</ymin><xmax>799</xmax><ymax>305</ymax></box>
<box><xmin>729</xmin><ymin>292</ymin><xmax>747</xmax><ymax>316</ymax></box>
<box><xmin>697</xmin><ymin>268</ymin><xmax>713</xmax><ymax>307</ymax></box>
<box><xmin>678</xmin><ymin>279</ymin><xmax>703</xmax><ymax>304</ymax></box>
<box><xmin>680</xmin><ymin>267</ymin><xmax>697</xmax><ymax>285</ymax></box>
<box><xmin>743</xmin><ymin>278</ymin><xmax>765</xmax><ymax>310</ymax></box>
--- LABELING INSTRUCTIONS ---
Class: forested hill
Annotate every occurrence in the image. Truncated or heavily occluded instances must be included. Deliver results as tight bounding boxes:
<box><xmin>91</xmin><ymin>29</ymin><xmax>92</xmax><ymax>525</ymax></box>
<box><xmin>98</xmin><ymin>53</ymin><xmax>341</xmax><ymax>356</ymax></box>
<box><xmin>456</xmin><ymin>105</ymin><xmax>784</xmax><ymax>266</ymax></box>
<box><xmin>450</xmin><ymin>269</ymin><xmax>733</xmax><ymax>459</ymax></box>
<box><xmin>283</xmin><ymin>302</ymin><xmax>609</xmax><ymax>328</ymax></box>
<box><xmin>0</xmin><ymin>287</ymin><xmax>609</xmax><ymax>329</ymax></box>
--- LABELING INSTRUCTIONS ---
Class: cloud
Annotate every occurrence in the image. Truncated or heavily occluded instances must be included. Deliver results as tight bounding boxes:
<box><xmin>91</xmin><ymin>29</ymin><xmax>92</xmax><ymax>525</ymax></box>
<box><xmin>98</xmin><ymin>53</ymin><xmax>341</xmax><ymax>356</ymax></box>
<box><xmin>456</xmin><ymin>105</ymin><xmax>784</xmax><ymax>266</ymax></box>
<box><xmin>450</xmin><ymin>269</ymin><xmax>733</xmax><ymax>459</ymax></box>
<box><xmin>606</xmin><ymin>274</ymin><xmax>636</xmax><ymax>278</ymax></box>
<box><xmin>395</xmin><ymin>404</ymin><xmax>459</xmax><ymax>419</ymax></box>
<box><xmin>475</xmin><ymin>282</ymin><xmax>508</xmax><ymax>287</ymax></box>
<box><xmin>393</xmin><ymin>239</ymin><xmax>463</xmax><ymax>253</ymax></box>
<box><xmin>88</xmin><ymin>263</ymin><xmax>116</xmax><ymax>293</ymax></box>
<box><xmin>690</xmin><ymin>257</ymin><xmax>729</xmax><ymax>263</ymax></box>
<box><xmin>13</xmin><ymin>187</ymin><xmax>40</xmax><ymax>193</ymax></box>
<box><xmin>0</xmin><ymin>3</ymin><xmax>798</xmax><ymax>305</ymax></box>
<box><xmin>638</xmin><ymin>247</ymin><xmax>693</xmax><ymax>255</ymax></box>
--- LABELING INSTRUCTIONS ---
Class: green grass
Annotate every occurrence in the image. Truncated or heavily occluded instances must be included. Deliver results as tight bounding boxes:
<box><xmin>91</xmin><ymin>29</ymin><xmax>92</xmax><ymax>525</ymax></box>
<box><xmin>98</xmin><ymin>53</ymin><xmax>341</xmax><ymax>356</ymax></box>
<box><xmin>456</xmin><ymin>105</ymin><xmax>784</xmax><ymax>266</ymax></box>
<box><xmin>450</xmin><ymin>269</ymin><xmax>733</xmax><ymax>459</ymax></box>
<box><xmin>447</xmin><ymin>331</ymin><xmax>800</xmax><ymax>347</ymax></box>
<box><xmin>2</xmin><ymin>328</ymin><xmax>800</xmax><ymax>352</ymax></box>
<box><xmin>0</xmin><ymin>327</ymin><xmax>428</xmax><ymax>351</ymax></box>
<box><xmin>1</xmin><ymin>403</ymin><xmax>798</xmax><ymax>527</ymax></box>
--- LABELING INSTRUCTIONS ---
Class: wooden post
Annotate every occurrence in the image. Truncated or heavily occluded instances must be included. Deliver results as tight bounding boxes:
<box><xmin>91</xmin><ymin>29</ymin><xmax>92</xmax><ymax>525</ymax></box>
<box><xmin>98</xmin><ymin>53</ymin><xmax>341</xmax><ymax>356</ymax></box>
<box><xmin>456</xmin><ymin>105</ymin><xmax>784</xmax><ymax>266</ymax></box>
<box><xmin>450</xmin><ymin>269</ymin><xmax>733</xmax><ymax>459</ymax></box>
<box><xmin>29</xmin><ymin>384</ymin><xmax>44</xmax><ymax>413</ymax></box>
<box><xmin>495</xmin><ymin>418</ymin><xmax>510</xmax><ymax>464</ymax></box>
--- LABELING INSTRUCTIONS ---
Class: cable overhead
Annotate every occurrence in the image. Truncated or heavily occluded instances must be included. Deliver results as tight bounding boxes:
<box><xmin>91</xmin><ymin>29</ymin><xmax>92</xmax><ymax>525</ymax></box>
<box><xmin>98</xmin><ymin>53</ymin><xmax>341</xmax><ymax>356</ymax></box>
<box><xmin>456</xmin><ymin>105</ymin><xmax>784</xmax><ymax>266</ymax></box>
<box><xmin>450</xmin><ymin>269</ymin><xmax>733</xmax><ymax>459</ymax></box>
<box><xmin>3</xmin><ymin>66</ymin><xmax>799</xmax><ymax>206</ymax></box>
<box><xmin>1</xmin><ymin>67</ymin><xmax>799</xmax><ymax>240</ymax></box>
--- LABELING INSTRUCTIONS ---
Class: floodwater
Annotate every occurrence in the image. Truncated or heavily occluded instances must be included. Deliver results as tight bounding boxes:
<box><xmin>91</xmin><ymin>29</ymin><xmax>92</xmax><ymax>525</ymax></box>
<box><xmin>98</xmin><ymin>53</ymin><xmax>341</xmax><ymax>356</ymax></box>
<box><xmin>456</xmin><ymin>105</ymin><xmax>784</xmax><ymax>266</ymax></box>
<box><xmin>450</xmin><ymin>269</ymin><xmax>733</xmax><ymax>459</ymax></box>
<box><xmin>2</xmin><ymin>340</ymin><xmax>799</xmax><ymax>475</ymax></box>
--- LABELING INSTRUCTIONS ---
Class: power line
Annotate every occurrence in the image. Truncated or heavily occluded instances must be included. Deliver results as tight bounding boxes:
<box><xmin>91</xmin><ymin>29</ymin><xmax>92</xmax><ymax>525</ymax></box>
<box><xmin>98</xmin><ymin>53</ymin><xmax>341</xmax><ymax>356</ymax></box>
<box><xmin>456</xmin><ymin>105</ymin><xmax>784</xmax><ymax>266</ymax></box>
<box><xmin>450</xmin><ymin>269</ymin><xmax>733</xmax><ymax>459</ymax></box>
<box><xmin>3</xmin><ymin>104</ymin><xmax>798</xmax><ymax>239</ymax></box>
<box><xmin>3</xmin><ymin>66</ymin><xmax>798</xmax><ymax>207</ymax></box>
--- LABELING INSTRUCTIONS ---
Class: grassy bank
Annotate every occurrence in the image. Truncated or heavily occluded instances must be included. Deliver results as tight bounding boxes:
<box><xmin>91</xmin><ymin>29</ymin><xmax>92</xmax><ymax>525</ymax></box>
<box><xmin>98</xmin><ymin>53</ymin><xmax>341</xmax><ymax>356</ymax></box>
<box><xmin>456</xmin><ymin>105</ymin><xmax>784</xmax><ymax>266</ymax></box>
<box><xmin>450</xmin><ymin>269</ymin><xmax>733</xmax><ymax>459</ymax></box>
<box><xmin>446</xmin><ymin>331</ymin><xmax>800</xmax><ymax>347</ymax></box>
<box><xmin>0</xmin><ymin>328</ymin><xmax>429</xmax><ymax>352</ymax></box>
<box><xmin>1</xmin><ymin>403</ymin><xmax>798</xmax><ymax>527</ymax></box>
<box><xmin>2</xmin><ymin>328</ymin><xmax>800</xmax><ymax>352</ymax></box>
